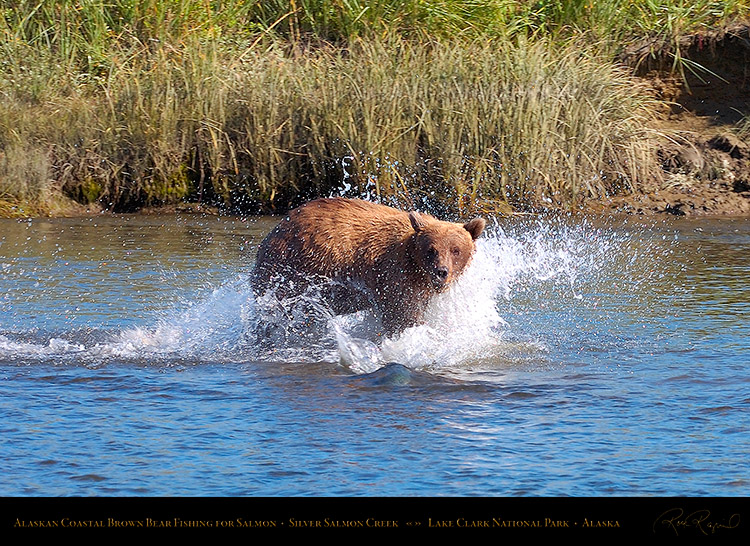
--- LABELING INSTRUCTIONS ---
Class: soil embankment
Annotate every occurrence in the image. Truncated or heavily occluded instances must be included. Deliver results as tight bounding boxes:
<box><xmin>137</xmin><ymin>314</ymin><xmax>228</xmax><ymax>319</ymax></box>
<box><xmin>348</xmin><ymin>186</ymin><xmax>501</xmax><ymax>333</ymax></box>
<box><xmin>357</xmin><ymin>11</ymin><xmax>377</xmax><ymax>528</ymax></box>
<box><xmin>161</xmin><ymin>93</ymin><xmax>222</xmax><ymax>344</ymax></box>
<box><xmin>602</xmin><ymin>24</ymin><xmax>750</xmax><ymax>216</ymax></box>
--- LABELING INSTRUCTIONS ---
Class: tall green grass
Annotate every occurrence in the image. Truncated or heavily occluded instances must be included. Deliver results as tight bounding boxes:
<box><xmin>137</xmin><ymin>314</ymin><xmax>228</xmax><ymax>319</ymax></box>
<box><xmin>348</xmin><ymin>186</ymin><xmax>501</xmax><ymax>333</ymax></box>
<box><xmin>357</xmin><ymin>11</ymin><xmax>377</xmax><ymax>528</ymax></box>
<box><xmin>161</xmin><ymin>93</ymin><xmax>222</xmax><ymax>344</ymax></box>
<box><xmin>5</xmin><ymin>1</ymin><xmax>745</xmax><ymax>55</ymax></box>
<box><xmin>1</xmin><ymin>1</ymin><xmax>747</xmax><ymax>215</ymax></box>
<box><xmin>234</xmin><ymin>37</ymin><xmax>658</xmax><ymax>212</ymax></box>
<box><xmin>0</xmin><ymin>34</ymin><xmax>658</xmax><ymax>214</ymax></box>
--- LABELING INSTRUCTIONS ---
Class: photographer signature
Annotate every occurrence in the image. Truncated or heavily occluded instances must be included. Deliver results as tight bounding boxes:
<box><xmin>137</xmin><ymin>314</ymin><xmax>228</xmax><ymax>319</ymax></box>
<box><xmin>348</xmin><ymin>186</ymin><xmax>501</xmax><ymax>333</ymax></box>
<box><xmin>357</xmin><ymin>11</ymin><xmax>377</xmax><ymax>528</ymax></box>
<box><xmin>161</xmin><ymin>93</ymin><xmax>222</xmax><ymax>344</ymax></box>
<box><xmin>653</xmin><ymin>508</ymin><xmax>740</xmax><ymax>536</ymax></box>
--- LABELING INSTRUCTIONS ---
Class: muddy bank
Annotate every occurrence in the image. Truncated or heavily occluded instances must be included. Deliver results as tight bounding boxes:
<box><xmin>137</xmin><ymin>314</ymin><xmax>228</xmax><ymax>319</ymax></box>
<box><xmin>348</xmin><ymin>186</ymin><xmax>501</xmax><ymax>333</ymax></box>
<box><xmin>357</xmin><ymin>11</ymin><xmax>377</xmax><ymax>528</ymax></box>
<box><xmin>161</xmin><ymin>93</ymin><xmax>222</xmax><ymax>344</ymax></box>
<box><xmin>602</xmin><ymin>24</ymin><xmax>750</xmax><ymax>217</ymax></box>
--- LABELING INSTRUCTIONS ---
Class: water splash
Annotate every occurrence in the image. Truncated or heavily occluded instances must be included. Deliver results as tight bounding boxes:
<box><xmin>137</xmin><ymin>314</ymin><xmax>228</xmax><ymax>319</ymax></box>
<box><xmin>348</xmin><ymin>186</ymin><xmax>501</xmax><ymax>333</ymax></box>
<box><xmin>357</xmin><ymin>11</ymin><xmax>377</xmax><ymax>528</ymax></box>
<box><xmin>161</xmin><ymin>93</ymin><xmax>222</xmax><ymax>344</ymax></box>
<box><xmin>0</xmin><ymin>276</ymin><xmax>255</xmax><ymax>365</ymax></box>
<box><xmin>0</xmin><ymin>216</ymin><xmax>668</xmax><ymax>373</ymax></box>
<box><xmin>96</xmin><ymin>276</ymin><xmax>254</xmax><ymax>361</ymax></box>
<box><xmin>331</xmin><ymin>216</ymin><xmax>631</xmax><ymax>373</ymax></box>
<box><xmin>0</xmin><ymin>334</ymin><xmax>85</xmax><ymax>358</ymax></box>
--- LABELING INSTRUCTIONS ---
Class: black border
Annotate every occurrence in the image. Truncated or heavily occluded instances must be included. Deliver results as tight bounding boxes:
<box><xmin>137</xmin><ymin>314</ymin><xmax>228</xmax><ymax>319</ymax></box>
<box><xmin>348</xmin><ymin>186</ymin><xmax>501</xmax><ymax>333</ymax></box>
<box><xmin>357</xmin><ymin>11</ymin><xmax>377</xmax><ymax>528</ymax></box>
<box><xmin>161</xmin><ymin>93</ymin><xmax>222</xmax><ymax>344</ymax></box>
<box><xmin>2</xmin><ymin>497</ymin><xmax>747</xmax><ymax>537</ymax></box>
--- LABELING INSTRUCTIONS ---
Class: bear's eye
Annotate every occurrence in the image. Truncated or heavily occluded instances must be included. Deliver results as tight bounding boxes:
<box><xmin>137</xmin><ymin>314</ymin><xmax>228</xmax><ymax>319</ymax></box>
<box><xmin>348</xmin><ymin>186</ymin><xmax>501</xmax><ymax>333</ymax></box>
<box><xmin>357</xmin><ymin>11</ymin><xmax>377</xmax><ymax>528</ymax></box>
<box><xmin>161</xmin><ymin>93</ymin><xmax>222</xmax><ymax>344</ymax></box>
<box><xmin>451</xmin><ymin>247</ymin><xmax>461</xmax><ymax>256</ymax></box>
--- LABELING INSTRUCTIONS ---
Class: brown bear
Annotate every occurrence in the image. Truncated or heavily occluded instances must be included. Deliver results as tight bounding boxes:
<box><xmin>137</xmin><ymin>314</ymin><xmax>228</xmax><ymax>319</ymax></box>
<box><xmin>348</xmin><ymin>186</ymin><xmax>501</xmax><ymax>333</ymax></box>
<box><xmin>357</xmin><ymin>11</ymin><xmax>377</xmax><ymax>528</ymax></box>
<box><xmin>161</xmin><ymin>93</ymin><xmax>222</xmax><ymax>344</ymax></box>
<box><xmin>251</xmin><ymin>197</ymin><xmax>485</xmax><ymax>336</ymax></box>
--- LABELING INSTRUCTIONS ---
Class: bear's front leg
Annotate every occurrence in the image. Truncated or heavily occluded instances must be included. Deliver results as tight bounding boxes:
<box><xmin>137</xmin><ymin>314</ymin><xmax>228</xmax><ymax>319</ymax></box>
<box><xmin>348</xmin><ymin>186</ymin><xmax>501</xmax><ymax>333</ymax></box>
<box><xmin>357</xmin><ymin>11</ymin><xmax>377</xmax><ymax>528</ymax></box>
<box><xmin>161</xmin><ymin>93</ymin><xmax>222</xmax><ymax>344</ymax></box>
<box><xmin>376</xmin><ymin>297</ymin><xmax>427</xmax><ymax>337</ymax></box>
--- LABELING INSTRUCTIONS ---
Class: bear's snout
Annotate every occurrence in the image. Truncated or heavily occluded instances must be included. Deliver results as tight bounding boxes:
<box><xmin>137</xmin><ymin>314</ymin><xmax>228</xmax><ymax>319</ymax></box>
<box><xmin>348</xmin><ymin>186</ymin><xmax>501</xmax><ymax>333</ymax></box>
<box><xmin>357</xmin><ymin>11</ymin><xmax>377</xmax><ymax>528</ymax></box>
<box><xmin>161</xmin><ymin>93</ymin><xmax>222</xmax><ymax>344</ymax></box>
<box><xmin>431</xmin><ymin>265</ymin><xmax>450</xmax><ymax>290</ymax></box>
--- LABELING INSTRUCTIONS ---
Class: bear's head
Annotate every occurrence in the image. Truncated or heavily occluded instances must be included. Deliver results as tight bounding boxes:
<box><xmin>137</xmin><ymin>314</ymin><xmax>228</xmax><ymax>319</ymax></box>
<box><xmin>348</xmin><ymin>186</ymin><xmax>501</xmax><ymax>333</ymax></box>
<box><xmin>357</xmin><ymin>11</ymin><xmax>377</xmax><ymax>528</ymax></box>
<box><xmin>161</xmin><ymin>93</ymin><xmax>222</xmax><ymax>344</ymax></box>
<box><xmin>408</xmin><ymin>211</ymin><xmax>485</xmax><ymax>291</ymax></box>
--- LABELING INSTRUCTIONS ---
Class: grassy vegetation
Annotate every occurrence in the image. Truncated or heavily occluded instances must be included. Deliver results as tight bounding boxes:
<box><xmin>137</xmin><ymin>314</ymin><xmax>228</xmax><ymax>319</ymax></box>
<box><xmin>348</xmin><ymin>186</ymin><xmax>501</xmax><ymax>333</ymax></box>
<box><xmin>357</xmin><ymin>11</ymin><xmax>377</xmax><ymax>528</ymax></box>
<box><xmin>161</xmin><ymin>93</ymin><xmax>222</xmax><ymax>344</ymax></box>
<box><xmin>1</xmin><ymin>1</ymin><xmax>748</xmax><ymax>216</ymax></box>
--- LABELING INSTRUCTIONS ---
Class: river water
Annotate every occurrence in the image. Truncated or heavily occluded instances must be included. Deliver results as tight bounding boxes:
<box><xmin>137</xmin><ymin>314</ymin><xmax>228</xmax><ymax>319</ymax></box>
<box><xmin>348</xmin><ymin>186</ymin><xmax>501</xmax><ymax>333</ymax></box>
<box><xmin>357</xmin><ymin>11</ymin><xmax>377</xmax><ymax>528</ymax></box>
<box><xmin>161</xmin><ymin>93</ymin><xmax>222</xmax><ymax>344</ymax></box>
<box><xmin>0</xmin><ymin>212</ymin><xmax>748</xmax><ymax>496</ymax></box>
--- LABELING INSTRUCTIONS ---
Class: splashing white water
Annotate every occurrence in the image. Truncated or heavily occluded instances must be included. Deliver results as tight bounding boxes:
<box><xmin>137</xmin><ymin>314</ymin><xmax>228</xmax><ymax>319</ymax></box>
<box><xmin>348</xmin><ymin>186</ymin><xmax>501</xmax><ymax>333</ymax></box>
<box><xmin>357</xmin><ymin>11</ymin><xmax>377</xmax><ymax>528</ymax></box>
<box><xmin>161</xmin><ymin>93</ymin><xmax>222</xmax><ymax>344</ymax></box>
<box><xmin>97</xmin><ymin>276</ymin><xmax>254</xmax><ymax>360</ymax></box>
<box><xmin>1</xmin><ymin>216</ymin><xmax>655</xmax><ymax>373</ymax></box>
<box><xmin>332</xmin><ymin>216</ymin><xmax>634</xmax><ymax>373</ymax></box>
<box><xmin>0</xmin><ymin>335</ymin><xmax>85</xmax><ymax>358</ymax></box>
<box><xmin>0</xmin><ymin>276</ymin><xmax>255</xmax><ymax>365</ymax></box>
<box><xmin>333</xmin><ymin>235</ymin><xmax>510</xmax><ymax>373</ymax></box>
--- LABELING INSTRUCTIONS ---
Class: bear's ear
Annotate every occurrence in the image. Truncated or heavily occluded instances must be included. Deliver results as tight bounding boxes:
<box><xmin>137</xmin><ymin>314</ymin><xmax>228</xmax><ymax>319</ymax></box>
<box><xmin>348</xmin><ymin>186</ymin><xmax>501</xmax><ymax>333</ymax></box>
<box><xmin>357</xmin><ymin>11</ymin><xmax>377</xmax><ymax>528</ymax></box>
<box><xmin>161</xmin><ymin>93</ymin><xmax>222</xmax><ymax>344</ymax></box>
<box><xmin>463</xmin><ymin>217</ymin><xmax>486</xmax><ymax>240</ymax></box>
<box><xmin>409</xmin><ymin>211</ymin><xmax>428</xmax><ymax>232</ymax></box>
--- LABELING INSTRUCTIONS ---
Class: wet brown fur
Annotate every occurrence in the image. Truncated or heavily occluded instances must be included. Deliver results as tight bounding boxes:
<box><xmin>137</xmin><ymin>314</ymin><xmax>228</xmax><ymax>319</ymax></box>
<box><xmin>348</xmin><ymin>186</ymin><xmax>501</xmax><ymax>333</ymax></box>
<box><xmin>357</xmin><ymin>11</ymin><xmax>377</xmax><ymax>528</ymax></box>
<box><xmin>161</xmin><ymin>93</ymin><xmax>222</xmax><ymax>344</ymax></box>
<box><xmin>252</xmin><ymin>197</ymin><xmax>485</xmax><ymax>335</ymax></box>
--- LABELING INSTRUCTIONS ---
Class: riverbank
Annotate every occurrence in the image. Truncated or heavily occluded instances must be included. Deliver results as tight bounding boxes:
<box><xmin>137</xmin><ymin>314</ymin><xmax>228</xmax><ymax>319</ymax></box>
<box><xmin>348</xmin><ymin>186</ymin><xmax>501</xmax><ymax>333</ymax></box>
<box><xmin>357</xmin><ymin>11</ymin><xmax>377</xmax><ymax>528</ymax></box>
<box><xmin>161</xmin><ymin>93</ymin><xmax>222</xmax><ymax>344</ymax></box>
<box><xmin>590</xmin><ymin>23</ymin><xmax>750</xmax><ymax>217</ymax></box>
<box><xmin>1</xmin><ymin>3</ymin><xmax>748</xmax><ymax>218</ymax></box>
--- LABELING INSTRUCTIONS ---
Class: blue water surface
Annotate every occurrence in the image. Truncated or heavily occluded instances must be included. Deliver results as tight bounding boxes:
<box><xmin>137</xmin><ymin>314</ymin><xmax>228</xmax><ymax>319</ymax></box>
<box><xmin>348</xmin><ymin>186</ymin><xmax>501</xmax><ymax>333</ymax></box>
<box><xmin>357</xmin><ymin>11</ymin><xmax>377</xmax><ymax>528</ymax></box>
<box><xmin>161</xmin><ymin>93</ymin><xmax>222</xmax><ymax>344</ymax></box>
<box><xmin>0</xmin><ymin>213</ymin><xmax>748</xmax><ymax>496</ymax></box>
